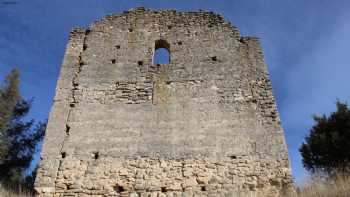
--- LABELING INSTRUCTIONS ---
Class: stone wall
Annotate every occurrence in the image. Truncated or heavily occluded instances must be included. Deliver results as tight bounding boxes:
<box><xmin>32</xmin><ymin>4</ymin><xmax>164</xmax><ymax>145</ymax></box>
<box><xmin>35</xmin><ymin>7</ymin><xmax>293</xmax><ymax>197</ymax></box>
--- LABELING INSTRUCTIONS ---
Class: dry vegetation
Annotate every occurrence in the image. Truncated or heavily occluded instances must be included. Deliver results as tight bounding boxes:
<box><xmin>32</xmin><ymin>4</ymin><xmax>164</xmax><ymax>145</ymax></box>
<box><xmin>0</xmin><ymin>186</ymin><xmax>33</xmax><ymax>197</ymax></box>
<box><xmin>289</xmin><ymin>174</ymin><xmax>350</xmax><ymax>197</ymax></box>
<box><xmin>1</xmin><ymin>176</ymin><xmax>349</xmax><ymax>197</ymax></box>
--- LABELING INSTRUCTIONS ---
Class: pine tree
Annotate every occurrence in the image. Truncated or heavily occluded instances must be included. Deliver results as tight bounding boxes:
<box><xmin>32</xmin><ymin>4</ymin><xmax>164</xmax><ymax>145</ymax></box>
<box><xmin>0</xmin><ymin>69</ymin><xmax>21</xmax><ymax>160</ymax></box>
<box><xmin>0</xmin><ymin>69</ymin><xmax>45</xmax><ymax>189</ymax></box>
<box><xmin>300</xmin><ymin>101</ymin><xmax>350</xmax><ymax>176</ymax></box>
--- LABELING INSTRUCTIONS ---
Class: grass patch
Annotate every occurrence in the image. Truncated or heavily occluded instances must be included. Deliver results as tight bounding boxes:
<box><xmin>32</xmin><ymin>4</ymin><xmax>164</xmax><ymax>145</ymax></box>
<box><xmin>0</xmin><ymin>185</ymin><xmax>33</xmax><ymax>197</ymax></box>
<box><xmin>289</xmin><ymin>174</ymin><xmax>350</xmax><ymax>197</ymax></box>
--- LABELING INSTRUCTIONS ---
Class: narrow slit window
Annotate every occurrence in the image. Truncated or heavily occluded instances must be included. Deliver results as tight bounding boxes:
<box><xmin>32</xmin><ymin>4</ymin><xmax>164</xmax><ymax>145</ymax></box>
<box><xmin>153</xmin><ymin>39</ymin><xmax>170</xmax><ymax>65</ymax></box>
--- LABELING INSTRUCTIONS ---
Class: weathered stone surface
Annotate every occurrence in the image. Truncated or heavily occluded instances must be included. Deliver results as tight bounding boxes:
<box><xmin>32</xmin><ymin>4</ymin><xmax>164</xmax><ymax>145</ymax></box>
<box><xmin>35</xmin><ymin>7</ymin><xmax>293</xmax><ymax>197</ymax></box>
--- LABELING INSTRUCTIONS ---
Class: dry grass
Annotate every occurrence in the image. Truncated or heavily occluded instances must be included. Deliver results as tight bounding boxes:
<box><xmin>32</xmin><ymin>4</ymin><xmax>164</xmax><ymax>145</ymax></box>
<box><xmin>0</xmin><ymin>185</ymin><xmax>33</xmax><ymax>197</ymax></box>
<box><xmin>288</xmin><ymin>174</ymin><xmax>350</xmax><ymax>197</ymax></box>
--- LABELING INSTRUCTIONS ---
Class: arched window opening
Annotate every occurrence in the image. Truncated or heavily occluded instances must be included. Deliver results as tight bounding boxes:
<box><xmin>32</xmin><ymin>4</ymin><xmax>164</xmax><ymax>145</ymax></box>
<box><xmin>153</xmin><ymin>39</ymin><xmax>170</xmax><ymax>65</ymax></box>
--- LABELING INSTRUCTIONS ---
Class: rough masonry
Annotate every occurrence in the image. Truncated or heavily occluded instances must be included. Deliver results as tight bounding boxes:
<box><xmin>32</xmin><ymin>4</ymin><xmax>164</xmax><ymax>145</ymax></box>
<box><xmin>35</xmin><ymin>7</ymin><xmax>293</xmax><ymax>197</ymax></box>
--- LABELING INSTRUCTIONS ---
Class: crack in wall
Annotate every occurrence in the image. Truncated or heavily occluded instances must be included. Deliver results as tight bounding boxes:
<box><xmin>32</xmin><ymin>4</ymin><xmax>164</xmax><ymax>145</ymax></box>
<box><xmin>53</xmin><ymin>29</ymin><xmax>89</xmax><ymax>192</ymax></box>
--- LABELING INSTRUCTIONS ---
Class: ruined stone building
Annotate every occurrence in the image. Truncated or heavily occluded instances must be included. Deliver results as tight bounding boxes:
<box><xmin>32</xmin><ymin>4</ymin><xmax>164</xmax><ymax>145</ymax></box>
<box><xmin>35</xmin><ymin>7</ymin><xmax>293</xmax><ymax>197</ymax></box>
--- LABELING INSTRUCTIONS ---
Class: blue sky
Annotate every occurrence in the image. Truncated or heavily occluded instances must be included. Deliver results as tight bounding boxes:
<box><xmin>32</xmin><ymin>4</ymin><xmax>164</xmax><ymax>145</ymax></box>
<box><xmin>1</xmin><ymin>0</ymin><xmax>350</xmax><ymax>183</ymax></box>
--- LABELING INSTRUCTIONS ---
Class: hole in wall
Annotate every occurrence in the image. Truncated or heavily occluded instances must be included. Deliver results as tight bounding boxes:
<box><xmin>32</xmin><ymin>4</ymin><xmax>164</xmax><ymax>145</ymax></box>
<box><xmin>83</xmin><ymin>44</ymin><xmax>87</xmax><ymax>51</ymax></box>
<box><xmin>79</xmin><ymin>61</ymin><xmax>85</xmax><ymax>66</ymax></box>
<box><xmin>66</xmin><ymin>125</ymin><xmax>70</xmax><ymax>136</ymax></box>
<box><xmin>229</xmin><ymin>155</ymin><xmax>237</xmax><ymax>159</ymax></box>
<box><xmin>138</xmin><ymin>61</ymin><xmax>143</xmax><ymax>66</ymax></box>
<box><xmin>61</xmin><ymin>152</ymin><xmax>66</xmax><ymax>159</ymax></box>
<box><xmin>69</xmin><ymin>103</ymin><xmax>75</xmax><ymax>107</ymax></box>
<box><xmin>239</xmin><ymin>38</ymin><xmax>246</xmax><ymax>43</ymax></box>
<box><xmin>128</xmin><ymin>28</ymin><xmax>133</xmax><ymax>32</ymax></box>
<box><xmin>201</xmin><ymin>186</ymin><xmax>206</xmax><ymax>191</ymax></box>
<box><xmin>111</xmin><ymin>59</ymin><xmax>116</xmax><ymax>64</ymax></box>
<box><xmin>114</xmin><ymin>185</ymin><xmax>125</xmax><ymax>193</ymax></box>
<box><xmin>177</xmin><ymin>41</ymin><xmax>182</xmax><ymax>45</ymax></box>
<box><xmin>115</xmin><ymin>45</ymin><xmax>120</xmax><ymax>49</ymax></box>
<box><xmin>211</xmin><ymin>56</ymin><xmax>217</xmax><ymax>61</ymax></box>
<box><xmin>154</xmin><ymin>48</ymin><xmax>170</xmax><ymax>64</ymax></box>
<box><xmin>154</xmin><ymin>39</ymin><xmax>170</xmax><ymax>65</ymax></box>
<box><xmin>167</xmin><ymin>25</ymin><xmax>172</xmax><ymax>30</ymax></box>
<box><xmin>93</xmin><ymin>152</ymin><xmax>99</xmax><ymax>160</ymax></box>
<box><xmin>161</xmin><ymin>187</ymin><xmax>167</xmax><ymax>193</ymax></box>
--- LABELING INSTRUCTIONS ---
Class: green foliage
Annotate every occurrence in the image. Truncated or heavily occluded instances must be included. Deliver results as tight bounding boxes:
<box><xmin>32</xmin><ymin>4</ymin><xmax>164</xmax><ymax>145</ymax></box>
<box><xmin>300</xmin><ymin>101</ymin><xmax>350</xmax><ymax>176</ymax></box>
<box><xmin>0</xmin><ymin>69</ymin><xmax>20</xmax><ymax>159</ymax></box>
<box><xmin>0</xmin><ymin>69</ymin><xmax>46</xmax><ymax>189</ymax></box>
